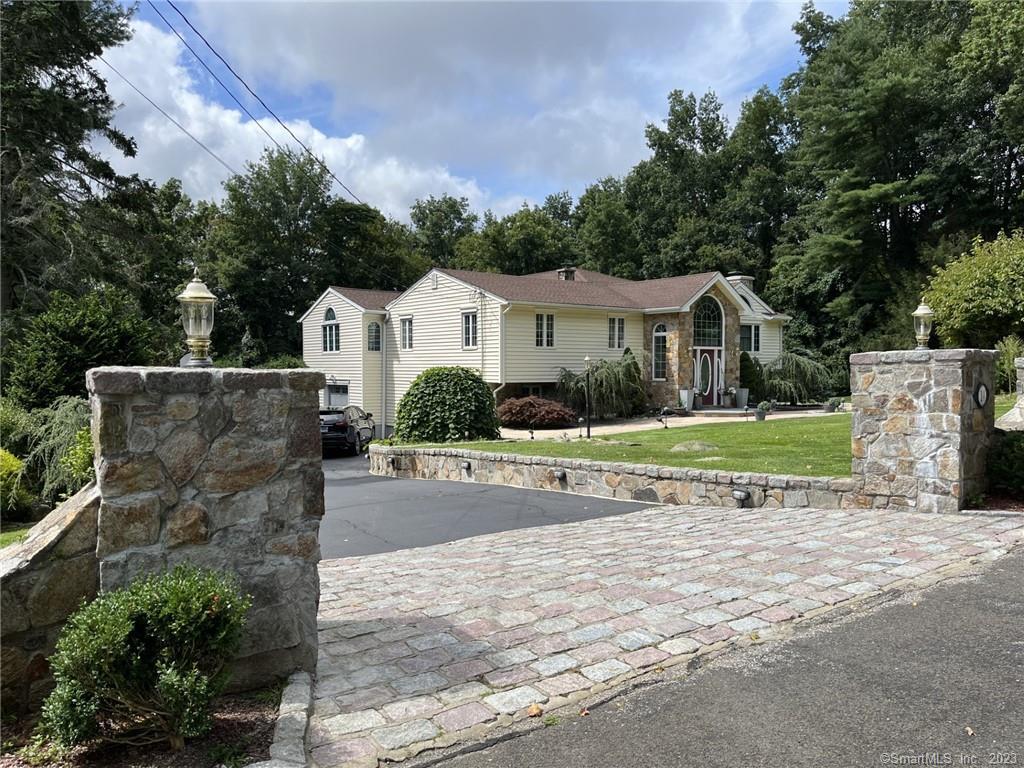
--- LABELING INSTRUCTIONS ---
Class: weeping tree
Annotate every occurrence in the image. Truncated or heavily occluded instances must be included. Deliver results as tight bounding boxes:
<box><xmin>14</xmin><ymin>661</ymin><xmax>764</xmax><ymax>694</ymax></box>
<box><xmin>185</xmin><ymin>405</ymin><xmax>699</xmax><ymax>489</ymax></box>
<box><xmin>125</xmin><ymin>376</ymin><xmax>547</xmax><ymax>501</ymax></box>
<box><xmin>557</xmin><ymin>348</ymin><xmax>646</xmax><ymax>419</ymax></box>
<box><xmin>760</xmin><ymin>351</ymin><xmax>831</xmax><ymax>405</ymax></box>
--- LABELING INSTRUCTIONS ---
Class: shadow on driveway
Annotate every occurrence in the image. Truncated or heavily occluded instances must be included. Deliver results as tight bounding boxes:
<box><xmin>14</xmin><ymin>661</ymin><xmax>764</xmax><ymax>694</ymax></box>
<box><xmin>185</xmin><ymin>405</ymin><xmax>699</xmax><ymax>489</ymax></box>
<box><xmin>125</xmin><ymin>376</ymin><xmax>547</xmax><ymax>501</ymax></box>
<box><xmin>319</xmin><ymin>454</ymin><xmax>651</xmax><ymax>559</ymax></box>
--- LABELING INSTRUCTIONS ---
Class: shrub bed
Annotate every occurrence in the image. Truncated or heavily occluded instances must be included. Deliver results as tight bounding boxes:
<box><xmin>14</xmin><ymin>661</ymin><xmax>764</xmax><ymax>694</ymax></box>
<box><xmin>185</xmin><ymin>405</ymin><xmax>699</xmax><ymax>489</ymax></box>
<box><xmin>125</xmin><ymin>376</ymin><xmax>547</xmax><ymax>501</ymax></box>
<box><xmin>38</xmin><ymin>565</ymin><xmax>251</xmax><ymax>753</ymax></box>
<box><xmin>497</xmin><ymin>396</ymin><xmax>576</xmax><ymax>428</ymax></box>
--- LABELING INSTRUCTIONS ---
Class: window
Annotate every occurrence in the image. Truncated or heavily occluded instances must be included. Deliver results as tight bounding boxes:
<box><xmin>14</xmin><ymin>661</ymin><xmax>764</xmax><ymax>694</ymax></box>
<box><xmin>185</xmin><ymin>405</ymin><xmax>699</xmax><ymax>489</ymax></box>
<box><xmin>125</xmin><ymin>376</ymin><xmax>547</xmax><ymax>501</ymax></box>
<box><xmin>522</xmin><ymin>385</ymin><xmax>543</xmax><ymax>397</ymax></box>
<box><xmin>608</xmin><ymin>317</ymin><xmax>625</xmax><ymax>349</ymax></box>
<box><xmin>322</xmin><ymin>307</ymin><xmax>339</xmax><ymax>352</ymax></box>
<box><xmin>462</xmin><ymin>312</ymin><xmax>478</xmax><ymax>348</ymax></box>
<box><xmin>652</xmin><ymin>323</ymin><xmax>667</xmax><ymax>380</ymax></box>
<box><xmin>400</xmin><ymin>317</ymin><xmax>413</xmax><ymax>350</ymax></box>
<box><xmin>740</xmin><ymin>324</ymin><xmax>760</xmax><ymax>353</ymax></box>
<box><xmin>535</xmin><ymin>313</ymin><xmax>554</xmax><ymax>347</ymax></box>
<box><xmin>367</xmin><ymin>321</ymin><xmax>381</xmax><ymax>351</ymax></box>
<box><xmin>693</xmin><ymin>296</ymin><xmax>723</xmax><ymax>347</ymax></box>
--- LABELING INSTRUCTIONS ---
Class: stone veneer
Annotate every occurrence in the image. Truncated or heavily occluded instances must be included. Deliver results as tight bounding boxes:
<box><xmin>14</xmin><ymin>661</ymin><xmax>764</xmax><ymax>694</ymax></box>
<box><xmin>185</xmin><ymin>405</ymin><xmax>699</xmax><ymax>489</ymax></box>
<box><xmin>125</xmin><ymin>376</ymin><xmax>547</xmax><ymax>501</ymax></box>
<box><xmin>87</xmin><ymin>367</ymin><xmax>327</xmax><ymax>688</ymax></box>
<box><xmin>1</xmin><ymin>485</ymin><xmax>100</xmax><ymax>714</ymax></box>
<box><xmin>849</xmin><ymin>349</ymin><xmax>997</xmax><ymax>514</ymax></box>
<box><xmin>995</xmin><ymin>357</ymin><xmax>1024</xmax><ymax>431</ymax></box>
<box><xmin>643</xmin><ymin>283</ymin><xmax>741</xmax><ymax>408</ymax></box>
<box><xmin>369</xmin><ymin>446</ymin><xmax>859</xmax><ymax>509</ymax></box>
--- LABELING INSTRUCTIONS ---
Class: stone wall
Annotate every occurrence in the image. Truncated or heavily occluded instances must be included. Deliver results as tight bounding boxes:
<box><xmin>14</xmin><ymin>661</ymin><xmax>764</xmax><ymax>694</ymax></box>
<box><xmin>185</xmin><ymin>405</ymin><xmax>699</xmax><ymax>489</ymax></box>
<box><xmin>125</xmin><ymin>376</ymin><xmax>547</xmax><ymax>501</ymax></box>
<box><xmin>644</xmin><ymin>312</ymin><xmax>683</xmax><ymax>407</ymax></box>
<box><xmin>88</xmin><ymin>366</ymin><xmax>326</xmax><ymax>689</ymax></box>
<box><xmin>1</xmin><ymin>485</ymin><xmax>100</xmax><ymax>714</ymax></box>
<box><xmin>849</xmin><ymin>349</ymin><xmax>997</xmax><ymax>513</ymax></box>
<box><xmin>995</xmin><ymin>357</ymin><xmax>1024</xmax><ymax>431</ymax></box>
<box><xmin>369</xmin><ymin>445</ymin><xmax>858</xmax><ymax>509</ymax></box>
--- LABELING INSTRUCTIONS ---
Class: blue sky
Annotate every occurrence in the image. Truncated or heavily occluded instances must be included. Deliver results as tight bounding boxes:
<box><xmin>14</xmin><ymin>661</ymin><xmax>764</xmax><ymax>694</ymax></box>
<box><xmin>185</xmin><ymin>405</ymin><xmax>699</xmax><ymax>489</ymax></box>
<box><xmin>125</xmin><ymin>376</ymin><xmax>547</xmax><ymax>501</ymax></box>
<box><xmin>98</xmin><ymin>1</ymin><xmax>845</xmax><ymax>220</ymax></box>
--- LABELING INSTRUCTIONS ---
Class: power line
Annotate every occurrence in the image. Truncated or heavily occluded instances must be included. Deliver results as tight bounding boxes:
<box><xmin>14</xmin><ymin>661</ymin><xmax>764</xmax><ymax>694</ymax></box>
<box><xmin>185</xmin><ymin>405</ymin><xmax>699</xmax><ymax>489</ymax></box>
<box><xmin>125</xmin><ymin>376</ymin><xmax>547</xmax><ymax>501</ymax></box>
<box><xmin>96</xmin><ymin>54</ymin><xmax>240</xmax><ymax>177</ymax></box>
<box><xmin>145</xmin><ymin>0</ymin><xmax>286</xmax><ymax>156</ymax></box>
<box><xmin>165</xmin><ymin>0</ymin><xmax>364</xmax><ymax>204</ymax></box>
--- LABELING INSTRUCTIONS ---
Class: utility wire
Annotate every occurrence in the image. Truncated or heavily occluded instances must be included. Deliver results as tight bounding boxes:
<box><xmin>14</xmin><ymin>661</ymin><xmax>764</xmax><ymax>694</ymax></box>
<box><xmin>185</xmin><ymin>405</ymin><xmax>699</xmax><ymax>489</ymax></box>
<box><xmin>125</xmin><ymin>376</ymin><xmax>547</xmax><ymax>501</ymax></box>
<box><xmin>165</xmin><ymin>0</ymin><xmax>364</xmax><ymax>205</ymax></box>
<box><xmin>146</xmin><ymin>1</ymin><xmax>286</xmax><ymax>155</ymax></box>
<box><xmin>97</xmin><ymin>54</ymin><xmax>240</xmax><ymax>176</ymax></box>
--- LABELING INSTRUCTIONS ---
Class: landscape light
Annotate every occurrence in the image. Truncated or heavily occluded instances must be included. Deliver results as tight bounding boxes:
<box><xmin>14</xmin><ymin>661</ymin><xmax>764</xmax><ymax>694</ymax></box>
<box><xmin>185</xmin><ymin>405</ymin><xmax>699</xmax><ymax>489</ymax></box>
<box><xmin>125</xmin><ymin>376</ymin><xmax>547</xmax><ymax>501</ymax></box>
<box><xmin>177</xmin><ymin>267</ymin><xmax>216</xmax><ymax>367</ymax></box>
<box><xmin>912</xmin><ymin>302</ymin><xmax>934</xmax><ymax>350</ymax></box>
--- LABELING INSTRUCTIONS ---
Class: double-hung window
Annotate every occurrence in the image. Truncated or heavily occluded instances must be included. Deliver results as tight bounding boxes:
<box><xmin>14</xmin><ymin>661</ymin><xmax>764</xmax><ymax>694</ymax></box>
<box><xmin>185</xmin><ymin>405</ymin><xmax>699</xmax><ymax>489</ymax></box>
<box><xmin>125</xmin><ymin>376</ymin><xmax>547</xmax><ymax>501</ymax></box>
<box><xmin>740</xmin><ymin>324</ymin><xmax>760</xmax><ymax>353</ymax></box>
<box><xmin>535</xmin><ymin>313</ymin><xmax>555</xmax><ymax>347</ymax></box>
<box><xmin>322</xmin><ymin>307</ymin><xmax>339</xmax><ymax>352</ymax></box>
<box><xmin>400</xmin><ymin>317</ymin><xmax>413</xmax><ymax>350</ymax></box>
<box><xmin>462</xmin><ymin>312</ymin><xmax>478</xmax><ymax>349</ymax></box>
<box><xmin>608</xmin><ymin>317</ymin><xmax>625</xmax><ymax>349</ymax></box>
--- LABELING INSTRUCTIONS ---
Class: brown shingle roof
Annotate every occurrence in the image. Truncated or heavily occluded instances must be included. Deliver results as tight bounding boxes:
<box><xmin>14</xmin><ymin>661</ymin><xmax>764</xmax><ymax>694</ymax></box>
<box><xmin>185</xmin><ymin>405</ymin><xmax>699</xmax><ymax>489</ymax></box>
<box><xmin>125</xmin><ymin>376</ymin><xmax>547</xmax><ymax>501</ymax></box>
<box><xmin>329</xmin><ymin>287</ymin><xmax>401</xmax><ymax>311</ymax></box>
<box><xmin>523</xmin><ymin>267</ymin><xmax>632</xmax><ymax>283</ymax></box>
<box><xmin>437</xmin><ymin>268</ymin><xmax>721</xmax><ymax>310</ymax></box>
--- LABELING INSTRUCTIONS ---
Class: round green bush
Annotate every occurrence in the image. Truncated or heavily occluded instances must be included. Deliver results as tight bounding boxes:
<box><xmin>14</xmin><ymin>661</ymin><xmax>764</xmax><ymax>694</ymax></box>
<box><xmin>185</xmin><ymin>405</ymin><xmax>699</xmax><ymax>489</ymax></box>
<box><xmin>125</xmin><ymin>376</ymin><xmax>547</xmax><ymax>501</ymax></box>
<box><xmin>39</xmin><ymin>565</ymin><xmax>251</xmax><ymax>752</ymax></box>
<box><xmin>394</xmin><ymin>366</ymin><xmax>500</xmax><ymax>443</ymax></box>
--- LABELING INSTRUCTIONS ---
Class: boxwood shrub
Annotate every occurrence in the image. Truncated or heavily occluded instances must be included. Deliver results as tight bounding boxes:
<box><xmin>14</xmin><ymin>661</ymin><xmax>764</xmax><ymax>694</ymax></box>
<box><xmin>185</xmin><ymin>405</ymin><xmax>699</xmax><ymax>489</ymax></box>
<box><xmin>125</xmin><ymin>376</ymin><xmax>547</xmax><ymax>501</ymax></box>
<box><xmin>394</xmin><ymin>366</ymin><xmax>500</xmax><ymax>443</ymax></box>
<box><xmin>39</xmin><ymin>565</ymin><xmax>251</xmax><ymax>752</ymax></box>
<box><xmin>497</xmin><ymin>396</ymin><xmax>576</xmax><ymax>428</ymax></box>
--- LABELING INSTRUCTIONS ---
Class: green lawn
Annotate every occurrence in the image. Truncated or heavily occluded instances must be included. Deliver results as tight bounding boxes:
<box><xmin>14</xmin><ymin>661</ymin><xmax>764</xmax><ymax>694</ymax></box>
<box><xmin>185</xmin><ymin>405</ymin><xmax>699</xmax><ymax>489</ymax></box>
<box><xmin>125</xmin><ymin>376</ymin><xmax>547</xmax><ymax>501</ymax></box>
<box><xmin>449</xmin><ymin>414</ymin><xmax>854</xmax><ymax>477</ymax></box>
<box><xmin>0</xmin><ymin>522</ymin><xmax>33</xmax><ymax>549</ymax></box>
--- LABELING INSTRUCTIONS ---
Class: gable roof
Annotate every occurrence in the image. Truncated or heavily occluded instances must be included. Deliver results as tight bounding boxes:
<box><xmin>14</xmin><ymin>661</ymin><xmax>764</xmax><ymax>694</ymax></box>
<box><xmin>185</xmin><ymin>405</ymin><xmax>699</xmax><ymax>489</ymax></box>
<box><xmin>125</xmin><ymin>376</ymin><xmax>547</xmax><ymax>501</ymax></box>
<box><xmin>328</xmin><ymin>287</ymin><xmax>402</xmax><ymax>311</ymax></box>
<box><xmin>435</xmin><ymin>268</ymin><xmax>743</xmax><ymax>312</ymax></box>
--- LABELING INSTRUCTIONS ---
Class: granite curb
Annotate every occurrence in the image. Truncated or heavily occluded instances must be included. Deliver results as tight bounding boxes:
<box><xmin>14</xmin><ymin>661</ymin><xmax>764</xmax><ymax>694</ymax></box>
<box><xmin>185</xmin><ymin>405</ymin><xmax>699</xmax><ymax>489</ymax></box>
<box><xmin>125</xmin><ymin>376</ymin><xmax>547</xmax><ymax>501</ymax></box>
<box><xmin>247</xmin><ymin>671</ymin><xmax>314</xmax><ymax>767</ymax></box>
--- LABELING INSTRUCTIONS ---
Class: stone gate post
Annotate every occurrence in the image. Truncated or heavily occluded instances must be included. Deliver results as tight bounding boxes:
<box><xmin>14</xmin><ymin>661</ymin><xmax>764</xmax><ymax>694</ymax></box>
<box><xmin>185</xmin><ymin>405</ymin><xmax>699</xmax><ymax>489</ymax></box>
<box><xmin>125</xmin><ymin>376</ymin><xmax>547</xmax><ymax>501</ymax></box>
<box><xmin>849</xmin><ymin>350</ymin><xmax>997</xmax><ymax>513</ymax></box>
<box><xmin>87</xmin><ymin>366</ymin><xmax>325</xmax><ymax>687</ymax></box>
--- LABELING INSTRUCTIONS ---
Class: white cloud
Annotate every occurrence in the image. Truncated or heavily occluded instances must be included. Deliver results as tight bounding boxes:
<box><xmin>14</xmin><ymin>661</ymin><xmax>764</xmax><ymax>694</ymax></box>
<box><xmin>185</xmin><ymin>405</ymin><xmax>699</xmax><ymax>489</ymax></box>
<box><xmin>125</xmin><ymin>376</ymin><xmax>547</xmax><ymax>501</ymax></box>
<box><xmin>95</xmin><ymin>2</ymin><xmax>809</xmax><ymax>219</ymax></box>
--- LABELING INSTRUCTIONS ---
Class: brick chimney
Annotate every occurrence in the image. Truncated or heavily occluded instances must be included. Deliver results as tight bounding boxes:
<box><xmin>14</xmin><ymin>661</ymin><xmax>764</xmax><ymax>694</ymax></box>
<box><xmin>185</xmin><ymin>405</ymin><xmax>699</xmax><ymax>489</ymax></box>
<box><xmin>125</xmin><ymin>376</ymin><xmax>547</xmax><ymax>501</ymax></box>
<box><xmin>726</xmin><ymin>273</ymin><xmax>754</xmax><ymax>291</ymax></box>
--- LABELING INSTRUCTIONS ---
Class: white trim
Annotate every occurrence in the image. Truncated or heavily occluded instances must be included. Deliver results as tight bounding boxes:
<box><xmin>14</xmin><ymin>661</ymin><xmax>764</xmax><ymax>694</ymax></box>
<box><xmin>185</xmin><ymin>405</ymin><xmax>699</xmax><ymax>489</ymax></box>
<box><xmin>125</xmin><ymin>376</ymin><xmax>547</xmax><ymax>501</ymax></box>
<box><xmin>400</xmin><ymin>316</ymin><xmax>414</xmax><ymax>350</ymax></box>
<box><xmin>679</xmin><ymin>273</ymin><xmax>748</xmax><ymax>313</ymax></box>
<box><xmin>607</xmin><ymin>315</ymin><xmax>626</xmax><ymax>349</ymax></box>
<box><xmin>651</xmin><ymin>322</ymin><xmax>668</xmax><ymax>381</ymax></box>
<box><xmin>692</xmin><ymin>293</ymin><xmax>725</xmax><ymax>348</ymax></box>
<box><xmin>461</xmin><ymin>310</ymin><xmax>479</xmax><ymax>350</ymax></box>
<box><xmin>298</xmin><ymin>287</ymin><xmax>381</xmax><ymax>323</ymax></box>
<box><xmin>534</xmin><ymin>312</ymin><xmax>556</xmax><ymax>348</ymax></box>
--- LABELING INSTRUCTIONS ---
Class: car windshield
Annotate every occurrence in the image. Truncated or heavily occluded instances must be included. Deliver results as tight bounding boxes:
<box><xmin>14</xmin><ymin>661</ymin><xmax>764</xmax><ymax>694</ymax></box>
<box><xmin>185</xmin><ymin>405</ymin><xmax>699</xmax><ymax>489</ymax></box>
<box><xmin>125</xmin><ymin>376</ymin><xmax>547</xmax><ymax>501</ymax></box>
<box><xmin>343</xmin><ymin>406</ymin><xmax>365</xmax><ymax>420</ymax></box>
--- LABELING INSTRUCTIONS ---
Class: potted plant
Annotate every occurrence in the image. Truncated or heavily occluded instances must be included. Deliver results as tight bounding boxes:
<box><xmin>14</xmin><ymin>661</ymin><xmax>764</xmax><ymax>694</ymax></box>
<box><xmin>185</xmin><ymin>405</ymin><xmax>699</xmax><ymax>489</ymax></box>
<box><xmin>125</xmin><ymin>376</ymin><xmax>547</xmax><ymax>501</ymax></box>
<box><xmin>736</xmin><ymin>387</ymin><xmax>749</xmax><ymax>409</ymax></box>
<box><xmin>693</xmin><ymin>393</ymin><xmax>703</xmax><ymax>410</ymax></box>
<box><xmin>755</xmin><ymin>400</ymin><xmax>771</xmax><ymax>421</ymax></box>
<box><xmin>824</xmin><ymin>397</ymin><xmax>843</xmax><ymax>413</ymax></box>
<box><xmin>724</xmin><ymin>386</ymin><xmax>737</xmax><ymax>408</ymax></box>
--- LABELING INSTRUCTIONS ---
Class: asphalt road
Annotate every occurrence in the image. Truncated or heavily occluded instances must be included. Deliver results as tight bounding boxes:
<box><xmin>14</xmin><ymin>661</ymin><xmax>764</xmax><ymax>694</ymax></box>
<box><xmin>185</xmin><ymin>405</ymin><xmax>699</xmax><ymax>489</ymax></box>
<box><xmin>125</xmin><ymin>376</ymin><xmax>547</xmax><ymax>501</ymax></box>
<box><xmin>319</xmin><ymin>453</ymin><xmax>650</xmax><ymax>559</ymax></box>
<box><xmin>427</xmin><ymin>544</ymin><xmax>1024</xmax><ymax>768</ymax></box>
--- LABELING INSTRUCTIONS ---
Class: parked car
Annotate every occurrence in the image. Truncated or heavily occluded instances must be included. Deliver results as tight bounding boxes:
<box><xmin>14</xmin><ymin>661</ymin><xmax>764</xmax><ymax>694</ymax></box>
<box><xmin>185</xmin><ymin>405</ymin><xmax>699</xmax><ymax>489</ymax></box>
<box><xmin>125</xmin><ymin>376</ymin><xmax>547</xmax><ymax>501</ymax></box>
<box><xmin>320</xmin><ymin>406</ymin><xmax>375</xmax><ymax>455</ymax></box>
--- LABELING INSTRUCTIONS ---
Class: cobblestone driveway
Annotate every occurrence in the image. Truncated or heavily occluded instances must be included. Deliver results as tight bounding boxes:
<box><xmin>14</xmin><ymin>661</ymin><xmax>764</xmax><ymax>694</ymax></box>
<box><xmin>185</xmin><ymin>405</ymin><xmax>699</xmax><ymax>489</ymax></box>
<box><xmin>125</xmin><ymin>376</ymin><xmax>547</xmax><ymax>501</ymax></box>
<box><xmin>310</xmin><ymin>506</ymin><xmax>1023</xmax><ymax>767</ymax></box>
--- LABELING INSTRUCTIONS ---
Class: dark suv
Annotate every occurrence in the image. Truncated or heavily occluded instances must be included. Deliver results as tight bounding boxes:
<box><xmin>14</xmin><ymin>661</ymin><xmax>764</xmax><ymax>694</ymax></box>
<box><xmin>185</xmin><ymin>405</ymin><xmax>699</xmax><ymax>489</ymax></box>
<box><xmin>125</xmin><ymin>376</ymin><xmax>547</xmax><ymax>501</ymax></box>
<box><xmin>320</xmin><ymin>406</ymin><xmax>375</xmax><ymax>455</ymax></box>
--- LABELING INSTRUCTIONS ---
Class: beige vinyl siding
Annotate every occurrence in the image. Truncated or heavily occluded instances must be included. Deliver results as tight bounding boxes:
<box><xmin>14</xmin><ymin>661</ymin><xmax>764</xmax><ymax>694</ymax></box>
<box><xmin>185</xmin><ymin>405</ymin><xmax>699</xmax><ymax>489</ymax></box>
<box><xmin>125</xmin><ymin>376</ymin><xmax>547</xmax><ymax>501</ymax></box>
<box><xmin>740</xmin><ymin>315</ymin><xmax>784</xmax><ymax>365</ymax></box>
<box><xmin>301</xmin><ymin>292</ymin><xmax>364</xmax><ymax>408</ymax></box>
<box><xmin>504</xmin><ymin>306</ymin><xmax>644</xmax><ymax>382</ymax></box>
<box><xmin>385</xmin><ymin>272</ymin><xmax>502</xmax><ymax>415</ymax></box>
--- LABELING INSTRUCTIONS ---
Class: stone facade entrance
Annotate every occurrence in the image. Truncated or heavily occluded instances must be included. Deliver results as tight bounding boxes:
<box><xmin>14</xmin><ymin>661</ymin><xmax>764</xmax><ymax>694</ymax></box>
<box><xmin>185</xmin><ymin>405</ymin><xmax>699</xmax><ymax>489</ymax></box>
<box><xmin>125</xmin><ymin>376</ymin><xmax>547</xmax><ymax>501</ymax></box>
<box><xmin>643</xmin><ymin>283</ymin><xmax>741</xmax><ymax>408</ymax></box>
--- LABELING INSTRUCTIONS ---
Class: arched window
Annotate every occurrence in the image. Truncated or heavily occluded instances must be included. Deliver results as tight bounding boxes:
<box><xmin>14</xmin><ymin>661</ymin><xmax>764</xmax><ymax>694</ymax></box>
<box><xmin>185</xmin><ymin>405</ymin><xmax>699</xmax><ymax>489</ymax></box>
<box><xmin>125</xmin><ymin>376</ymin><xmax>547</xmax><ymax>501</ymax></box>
<box><xmin>367</xmin><ymin>321</ymin><xmax>381</xmax><ymax>352</ymax></box>
<box><xmin>693</xmin><ymin>296</ymin><xmax>723</xmax><ymax>347</ymax></box>
<box><xmin>652</xmin><ymin>323</ymin><xmax>667</xmax><ymax>380</ymax></box>
<box><xmin>322</xmin><ymin>307</ymin><xmax>339</xmax><ymax>352</ymax></box>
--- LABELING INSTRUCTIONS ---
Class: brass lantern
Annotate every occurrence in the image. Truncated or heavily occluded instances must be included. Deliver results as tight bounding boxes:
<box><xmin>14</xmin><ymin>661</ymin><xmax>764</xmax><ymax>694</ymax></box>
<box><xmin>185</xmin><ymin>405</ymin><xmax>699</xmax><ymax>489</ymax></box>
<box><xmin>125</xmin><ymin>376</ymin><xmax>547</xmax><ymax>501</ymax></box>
<box><xmin>177</xmin><ymin>268</ymin><xmax>216</xmax><ymax>367</ymax></box>
<box><xmin>912</xmin><ymin>302</ymin><xmax>934</xmax><ymax>350</ymax></box>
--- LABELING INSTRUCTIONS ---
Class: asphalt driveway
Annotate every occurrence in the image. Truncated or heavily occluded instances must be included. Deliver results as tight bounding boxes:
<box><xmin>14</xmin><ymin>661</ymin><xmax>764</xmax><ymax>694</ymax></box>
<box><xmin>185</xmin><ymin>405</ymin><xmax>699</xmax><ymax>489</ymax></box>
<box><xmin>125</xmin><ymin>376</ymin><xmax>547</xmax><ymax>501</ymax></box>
<box><xmin>319</xmin><ymin>454</ymin><xmax>650</xmax><ymax>558</ymax></box>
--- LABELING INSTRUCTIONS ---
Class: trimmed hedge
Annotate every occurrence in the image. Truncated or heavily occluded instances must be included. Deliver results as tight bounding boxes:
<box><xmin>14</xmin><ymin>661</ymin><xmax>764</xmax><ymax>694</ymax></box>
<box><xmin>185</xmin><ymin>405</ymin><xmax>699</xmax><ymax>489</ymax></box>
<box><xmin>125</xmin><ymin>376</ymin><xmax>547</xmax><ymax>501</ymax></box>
<box><xmin>989</xmin><ymin>431</ymin><xmax>1024</xmax><ymax>496</ymax></box>
<box><xmin>394</xmin><ymin>366</ymin><xmax>500</xmax><ymax>443</ymax></box>
<box><xmin>497</xmin><ymin>396</ymin><xmax>576</xmax><ymax>428</ymax></box>
<box><xmin>39</xmin><ymin>565</ymin><xmax>251</xmax><ymax>752</ymax></box>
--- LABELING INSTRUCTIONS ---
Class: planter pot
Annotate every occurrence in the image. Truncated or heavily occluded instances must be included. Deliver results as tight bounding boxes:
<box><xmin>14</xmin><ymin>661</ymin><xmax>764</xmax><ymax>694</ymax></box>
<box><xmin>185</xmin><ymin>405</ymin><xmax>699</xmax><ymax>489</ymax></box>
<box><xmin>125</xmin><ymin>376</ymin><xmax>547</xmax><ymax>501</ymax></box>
<box><xmin>723</xmin><ymin>394</ymin><xmax>736</xmax><ymax>408</ymax></box>
<box><xmin>692</xmin><ymin>395</ymin><xmax>703</xmax><ymax>411</ymax></box>
<box><xmin>736</xmin><ymin>388</ymin><xmax>749</xmax><ymax>409</ymax></box>
<box><xmin>755</xmin><ymin>410</ymin><xmax>767</xmax><ymax>421</ymax></box>
<box><xmin>678</xmin><ymin>389</ymin><xmax>693</xmax><ymax>410</ymax></box>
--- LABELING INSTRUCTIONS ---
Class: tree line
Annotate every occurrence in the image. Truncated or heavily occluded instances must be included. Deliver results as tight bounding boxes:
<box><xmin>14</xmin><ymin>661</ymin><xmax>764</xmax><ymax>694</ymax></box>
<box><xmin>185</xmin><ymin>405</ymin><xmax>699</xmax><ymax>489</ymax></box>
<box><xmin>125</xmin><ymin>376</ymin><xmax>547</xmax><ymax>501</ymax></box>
<box><xmin>2</xmin><ymin>0</ymin><xmax>1023</xmax><ymax>411</ymax></box>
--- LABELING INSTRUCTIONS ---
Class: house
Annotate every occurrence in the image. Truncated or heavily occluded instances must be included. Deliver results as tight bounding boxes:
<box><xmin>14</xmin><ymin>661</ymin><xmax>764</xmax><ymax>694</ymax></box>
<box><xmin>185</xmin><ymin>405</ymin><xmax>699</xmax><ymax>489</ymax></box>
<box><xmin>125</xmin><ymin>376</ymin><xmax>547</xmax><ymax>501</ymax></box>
<box><xmin>300</xmin><ymin>266</ymin><xmax>788</xmax><ymax>434</ymax></box>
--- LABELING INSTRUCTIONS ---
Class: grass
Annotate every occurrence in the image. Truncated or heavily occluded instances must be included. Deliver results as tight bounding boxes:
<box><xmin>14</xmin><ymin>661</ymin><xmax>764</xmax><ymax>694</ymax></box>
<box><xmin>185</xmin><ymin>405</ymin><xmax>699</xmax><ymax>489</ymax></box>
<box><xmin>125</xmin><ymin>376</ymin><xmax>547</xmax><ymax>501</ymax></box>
<box><xmin>0</xmin><ymin>522</ymin><xmax>33</xmax><ymax>549</ymax></box>
<box><xmin>446</xmin><ymin>414</ymin><xmax>854</xmax><ymax>477</ymax></box>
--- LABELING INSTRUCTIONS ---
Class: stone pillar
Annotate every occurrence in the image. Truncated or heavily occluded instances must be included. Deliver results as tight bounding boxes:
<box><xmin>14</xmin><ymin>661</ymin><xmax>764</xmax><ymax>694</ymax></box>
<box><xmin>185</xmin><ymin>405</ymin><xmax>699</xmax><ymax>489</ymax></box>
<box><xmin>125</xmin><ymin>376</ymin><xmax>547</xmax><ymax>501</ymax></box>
<box><xmin>995</xmin><ymin>357</ymin><xmax>1024</xmax><ymax>431</ymax></box>
<box><xmin>86</xmin><ymin>367</ymin><xmax>325</xmax><ymax>687</ymax></box>
<box><xmin>849</xmin><ymin>350</ymin><xmax>997</xmax><ymax>513</ymax></box>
